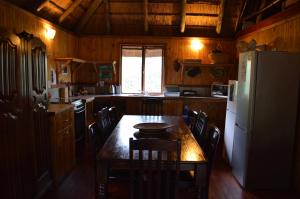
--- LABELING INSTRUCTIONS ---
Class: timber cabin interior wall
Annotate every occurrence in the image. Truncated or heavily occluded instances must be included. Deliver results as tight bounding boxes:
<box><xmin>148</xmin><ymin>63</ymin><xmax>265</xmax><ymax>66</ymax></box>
<box><xmin>77</xmin><ymin>36</ymin><xmax>237</xmax><ymax>85</ymax></box>
<box><xmin>0</xmin><ymin>0</ymin><xmax>78</xmax><ymax>83</ymax></box>
<box><xmin>236</xmin><ymin>12</ymin><xmax>300</xmax><ymax>192</ymax></box>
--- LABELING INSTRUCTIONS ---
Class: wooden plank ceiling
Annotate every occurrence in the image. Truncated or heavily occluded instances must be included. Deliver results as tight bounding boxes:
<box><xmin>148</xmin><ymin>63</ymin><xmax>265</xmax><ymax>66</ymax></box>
<box><xmin>6</xmin><ymin>0</ymin><xmax>283</xmax><ymax>37</ymax></box>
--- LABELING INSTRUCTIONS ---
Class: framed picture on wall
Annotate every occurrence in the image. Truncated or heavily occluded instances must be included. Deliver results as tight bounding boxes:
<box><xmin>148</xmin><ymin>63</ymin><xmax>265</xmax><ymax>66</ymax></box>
<box><xmin>61</xmin><ymin>64</ymin><xmax>68</xmax><ymax>75</ymax></box>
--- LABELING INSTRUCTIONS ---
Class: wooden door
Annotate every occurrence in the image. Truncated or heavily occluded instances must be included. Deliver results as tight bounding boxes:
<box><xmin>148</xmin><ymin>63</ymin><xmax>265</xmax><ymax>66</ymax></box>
<box><xmin>0</xmin><ymin>29</ymin><xmax>35</xmax><ymax>198</ymax></box>
<box><xmin>30</xmin><ymin>36</ymin><xmax>51</xmax><ymax>192</ymax></box>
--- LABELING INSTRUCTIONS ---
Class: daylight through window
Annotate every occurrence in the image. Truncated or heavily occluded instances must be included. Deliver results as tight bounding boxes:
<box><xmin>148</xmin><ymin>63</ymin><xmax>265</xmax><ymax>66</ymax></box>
<box><xmin>121</xmin><ymin>45</ymin><xmax>163</xmax><ymax>94</ymax></box>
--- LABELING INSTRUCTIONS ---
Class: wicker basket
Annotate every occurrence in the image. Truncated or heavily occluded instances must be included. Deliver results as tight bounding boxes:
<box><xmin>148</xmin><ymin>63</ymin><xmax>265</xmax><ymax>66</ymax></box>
<box><xmin>208</xmin><ymin>53</ymin><xmax>229</xmax><ymax>64</ymax></box>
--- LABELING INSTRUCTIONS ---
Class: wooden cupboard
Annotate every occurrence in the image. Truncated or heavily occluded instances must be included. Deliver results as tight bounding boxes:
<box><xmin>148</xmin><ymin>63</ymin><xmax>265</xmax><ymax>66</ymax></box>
<box><xmin>48</xmin><ymin>104</ymin><xmax>75</xmax><ymax>184</ymax></box>
<box><xmin>0</xmin><ymin>28</ymin><xmax>51</xmax><ymax>198</ymax></box>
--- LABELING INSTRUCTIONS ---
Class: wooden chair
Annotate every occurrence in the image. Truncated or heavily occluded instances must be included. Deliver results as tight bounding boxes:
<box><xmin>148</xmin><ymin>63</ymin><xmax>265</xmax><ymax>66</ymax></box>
<box><xmin>88</xmin><ymin>122</ymin><xmax>103</xmax><ymax>158</ymax></box>
<box><xmin>129</xmin><ymin>138</ymin><xmax>181</xmax><ymax>199</ymax></box>
<box><xmin>179</xmin><ymin>125</ymin><xmax>221</xmax><ymax>199</ymax></box>
<box><xmin>141</xmin><ymin>98</ymin><xmax>164</xmax><ymax>115</ymax></box>
<box><xmin>108</xmin><ymin>106</ymin><xmax>118</xmax><ymax>131</ymax></box>
<box><xmin>192</xmin><ymin>111</ymin><xmax>208</xmax><ymax>150</ymax></box>
<box><xmin>202</xmin><ymin>125</ymin><xmax>221</xmax><ymax>199</ymax></box>
<box><xmin>97</xmin><ymin>107</ymin><xmax>111</xmax><ymax>141</ymax></box>
<box><xmin>188</xmin><ymin>110</ymin><xmax>199</xmax><ymax>132</ymax></box>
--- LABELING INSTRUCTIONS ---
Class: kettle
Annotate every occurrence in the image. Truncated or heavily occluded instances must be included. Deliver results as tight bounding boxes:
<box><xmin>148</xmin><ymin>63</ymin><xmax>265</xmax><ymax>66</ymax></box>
<box><xmin>109</xmin><ymin>84</ymin><xmax>115</xmax><ymax>94</ymax></box>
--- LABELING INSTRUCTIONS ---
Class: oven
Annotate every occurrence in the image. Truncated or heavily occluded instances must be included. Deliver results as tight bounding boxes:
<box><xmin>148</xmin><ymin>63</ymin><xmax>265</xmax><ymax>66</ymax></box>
<box><xmin>72</xmin><ymin>100</ymin><xmax>86</xmax><ymax>160</ymax></box>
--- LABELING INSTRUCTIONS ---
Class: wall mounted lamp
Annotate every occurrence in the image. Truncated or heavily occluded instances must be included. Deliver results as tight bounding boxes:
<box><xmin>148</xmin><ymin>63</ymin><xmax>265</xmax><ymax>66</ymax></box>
<box><xmin>45</xmin><ymin>27</ymin><xmax>56</xmax><ymax>40</ymax></box>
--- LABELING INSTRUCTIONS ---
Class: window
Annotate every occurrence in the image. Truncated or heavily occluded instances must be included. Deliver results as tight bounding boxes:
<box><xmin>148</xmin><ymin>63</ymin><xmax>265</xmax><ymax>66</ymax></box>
<box><xmin>121</xmin><ymin>45</ymin><xmax>164</xmax><ymax>94</ymax></box>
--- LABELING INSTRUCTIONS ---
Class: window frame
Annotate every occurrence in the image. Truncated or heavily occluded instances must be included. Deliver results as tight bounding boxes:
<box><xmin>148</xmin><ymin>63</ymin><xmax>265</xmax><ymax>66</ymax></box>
<box><xmin>120</xmin><ymin>44</ymin><xmax>165</xmax><ymax>94</ymax></box>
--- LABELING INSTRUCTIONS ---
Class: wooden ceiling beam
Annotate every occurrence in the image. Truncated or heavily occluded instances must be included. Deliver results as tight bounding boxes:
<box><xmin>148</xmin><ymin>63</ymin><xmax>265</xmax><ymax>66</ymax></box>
<box><xmin>234</xmin><ymin>0</ymin><xmax>247</xmax><ymax>32</ymax></box>
<box><xmin>59</xmin><ymin>0</ymin><xmax>83</xmax><ymax>23</ymax></box>
<box><xmin>108</xmin><ymin>0</ymin><xmax>219</xmax><ymax>4</ymax></box>
<box><xmin>105</xmin><ymin>0</ymin><xmax>111</xmax><ymax>34</ymax></box>
<box><xmin>76</xmin><ymin>0</ymin><xmax>104</xmax><ymax>32</ymax></box>
<box><xmin>36</xmin><ymin>0</ymin><xmax>51</xmax><ymax>11</ymax></box>
<box><xmin>144</xmin><ymin>0</ymin><xmax>149</xmax><ymax>32</ymax></box>
<box><xmin>216</xmin><ymin>0</ymin><xmax>225</xmax><ymax>34</ymax></box>
<box><xmin>105</xmin><ymin>12</ymin><xmax>219</xmax><ymax>17</ymax></box>
<box><xmin>180</xmin><ymin>0</ymin><xmax>187</xmax><ymax>33</ymax></box>
<box><xmin>241</xmin><ymin>0</ymin><xmax>284</xmax><ymax>22</ymax></box>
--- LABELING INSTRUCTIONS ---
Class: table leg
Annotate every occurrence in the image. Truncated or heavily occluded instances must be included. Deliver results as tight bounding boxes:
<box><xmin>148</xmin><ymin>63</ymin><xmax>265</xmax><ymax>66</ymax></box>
<box><xmin>96</xmin><ymin>159</ymin><xmax>108</xmax><ymax>199</ymax></box>
<box><xmin>195</xmin><ymin>164</ymin><xmax>208</xmax><ymax>199</ymax></box>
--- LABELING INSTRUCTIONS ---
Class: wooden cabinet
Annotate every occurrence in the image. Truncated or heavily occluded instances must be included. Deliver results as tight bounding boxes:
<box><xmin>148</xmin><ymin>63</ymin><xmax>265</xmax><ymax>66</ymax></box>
<box><xmin>183</xmin><ymin>98</ymin><xmax>227</xmax><ymax>131</ymax></box>
<box><xmin>126</xmin><ymin>98</ymin><xmax>142</xmax><ymax>114</ymax></box>
<box><xmin>48</xmin><ymin>104</ymin><xmax>75</xmax><ymax>184</ymax></box>
<box><xmin>163</xmin><ymin>99</ymin><xmax>183</xmax><ymax>116</ymax></box>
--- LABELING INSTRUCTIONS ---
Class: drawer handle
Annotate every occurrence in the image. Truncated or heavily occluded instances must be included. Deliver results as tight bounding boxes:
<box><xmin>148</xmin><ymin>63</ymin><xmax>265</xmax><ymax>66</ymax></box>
<box><xmin>64</xmin><ymin>119</ymin><xmax>69</xmax><ymax>123</ymax></box>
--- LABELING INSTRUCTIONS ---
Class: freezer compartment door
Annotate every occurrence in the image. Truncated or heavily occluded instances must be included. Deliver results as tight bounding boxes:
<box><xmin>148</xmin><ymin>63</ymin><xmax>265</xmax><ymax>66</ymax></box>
<box><xmin>224</xmin><ymin>110</ymin><xmax>236</xmax><ymax>164</ymax></box>
<box><xmin>232</xmin><ymin>124</ymin><xmax>248</xmax><ymax>188</ymax></box>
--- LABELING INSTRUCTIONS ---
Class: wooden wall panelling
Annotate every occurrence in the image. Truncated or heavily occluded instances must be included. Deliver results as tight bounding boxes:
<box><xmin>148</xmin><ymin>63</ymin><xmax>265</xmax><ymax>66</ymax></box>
<box><xmin>0</xmin><ymin>0</ymin><xmax>78</xmax><ymax>83</ymax></box>
<box><xmin>77</xmin><ymin>36</ymin><xmax>236</xmax><ymax>86</ymax></box>
<box><xmin>236</xmin><ymin>12</ymin><xmax>300</xmax><ymax>192</ymax></box>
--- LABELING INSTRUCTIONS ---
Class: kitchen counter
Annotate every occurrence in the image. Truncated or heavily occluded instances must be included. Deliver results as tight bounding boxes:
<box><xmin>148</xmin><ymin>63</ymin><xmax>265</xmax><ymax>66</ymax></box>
<box><xmin>68</xmin><ymin>94</ymin><xmax>227</xmax><ymax>102</ymax></box>
<box><xmin>48</xmin><ymin>104</ymin><xmax>74</xmax><ymax>114</ymax></box>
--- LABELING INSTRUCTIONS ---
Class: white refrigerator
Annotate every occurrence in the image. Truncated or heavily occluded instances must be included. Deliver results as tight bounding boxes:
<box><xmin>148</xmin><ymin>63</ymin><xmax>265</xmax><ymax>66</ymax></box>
<box><xmin>232</xmin><ymin>51</ymin><xmax>300</xmax><ymax>190</ymax></box>
<box><xmin>224</xmin><ymin>80</ymin><xmax>238</xmax><ymax>165</ymax></box>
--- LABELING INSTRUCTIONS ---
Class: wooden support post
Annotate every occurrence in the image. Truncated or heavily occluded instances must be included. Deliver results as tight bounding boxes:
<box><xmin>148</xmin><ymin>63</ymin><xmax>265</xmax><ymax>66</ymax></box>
<box><xmin>216</xmin><ymin>0</ymin><xmax>226</xmax><ymax>34</ymax></box>
<box><xmin>105</xmin><ymin>0</ymin><xmax>111</xmax><ymax>34</ymax></box>
<box><xmin>37</xmin><ymin>0</ymin><xmax>50</xmax><ymax>11</ymax></box>
<box><xmin>180</xmin><ymin>0</ymin><xmax>187</xmax><ymax>33</ymax></box>
<box><xmin>59</xmin><ymin>0</ymin><xmax>82</xmax><ymax>23</ymax></box>
<box><xmin>144</xmin><ymin>0</ymin><xmax>149</xmax><ymax>32</ymax></box>
<box><xmin>76</xmin><ymin>0</ymin><xmax>104</xmax><ymax>32</ymax></box>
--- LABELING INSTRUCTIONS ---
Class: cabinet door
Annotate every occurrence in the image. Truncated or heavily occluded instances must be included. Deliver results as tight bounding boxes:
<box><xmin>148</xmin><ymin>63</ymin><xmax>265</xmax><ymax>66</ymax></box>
<box><xmin>0</xmin><ymin>29</ymin><xmax>35</xmax><ymax>199</ymax></box>
<box><xmin>55</xmin><ymin>131</ymin><xmax>66</xmax><ymax>183</ymax></box>
<box><xmin>163</xmin><ymin>100</ymin><xmax>183</xmax><ymax>115</ymax></box>
<box><xmin>64</xmin><ymin>125</ymin><xmax>75</xmax><ymax>173</ymax></box>
<box><xmin>31</xmin><ymin>37</ymin><xmax>51</xmax><ymax>190</ymax></box>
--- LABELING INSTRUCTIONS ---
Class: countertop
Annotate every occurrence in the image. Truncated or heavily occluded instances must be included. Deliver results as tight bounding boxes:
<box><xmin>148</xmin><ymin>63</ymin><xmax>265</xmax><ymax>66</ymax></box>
<box><xmin>68</xmin><ymin>94</ymin><xmax>227</xmax><ymax>102</ymax></box>
<box><xmin>48</xmin><ymin>104</ymin><xmax>74</xmax><ymax>115</ymax></box>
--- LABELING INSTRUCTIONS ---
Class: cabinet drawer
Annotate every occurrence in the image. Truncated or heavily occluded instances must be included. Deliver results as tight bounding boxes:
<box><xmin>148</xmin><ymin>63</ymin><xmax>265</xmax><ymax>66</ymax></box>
<box><xmin>56</xmin><ymin>109</ymin><xmax>73</xmax><ymax>131</ymax></box>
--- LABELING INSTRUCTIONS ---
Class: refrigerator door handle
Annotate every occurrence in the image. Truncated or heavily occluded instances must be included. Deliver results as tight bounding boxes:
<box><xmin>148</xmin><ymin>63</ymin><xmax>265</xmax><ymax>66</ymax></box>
<box><xmin>235</xmin><ymin>123</ymin><xmax>245</xmax><ymax>131</ymax></box>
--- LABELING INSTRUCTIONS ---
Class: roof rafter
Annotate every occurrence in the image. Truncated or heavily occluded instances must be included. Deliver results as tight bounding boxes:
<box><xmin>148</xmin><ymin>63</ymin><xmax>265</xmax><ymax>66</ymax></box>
<box><xmin>76</xmin><ymin>0</ymin><xmax>104</xmax><ymax>32</ymax></box>
<box><xmin>105</xmin><ymin>0</ymin><xmax>111</xmax><ymax>34</ymax></box>
<box><xmin>36</xmin><ymin>0</ymin><xmax>50</xmax><ymax>11</ymax></box>
<box><xmin>59</xmin><ymin>0</ymin><xmax>83</xmax><ymax>23</ymax></box>
<box><xmin>144</xmin><ymin>0</ymin><xmax>149</xmax><ymax>32</ymax></box>
<box><xmin>216</xmin><ymin>0</ymin><xmax>225</xmax><ymax>34</ymax></box>
<box><xmin>180</xmin><ymin>0</ymin><xmax>187</xmax><ymax>33</ymax></box>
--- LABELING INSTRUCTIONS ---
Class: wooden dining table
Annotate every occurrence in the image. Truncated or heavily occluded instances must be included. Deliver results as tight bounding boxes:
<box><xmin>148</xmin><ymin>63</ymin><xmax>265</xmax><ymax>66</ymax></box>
<box><xmin>96</xmin><ymin>115</ymin><xmax>208</xmax><ymax>199</ymax></box>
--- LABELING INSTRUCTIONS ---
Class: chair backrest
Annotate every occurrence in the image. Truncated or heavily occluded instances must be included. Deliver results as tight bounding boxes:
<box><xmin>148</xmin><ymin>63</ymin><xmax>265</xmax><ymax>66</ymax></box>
<box><xmin>88</xmin><ymin>122</ymin><xmax>103</xmax><ymax>158</ymax></box>
<box><xmin>188</xmin><ymin>110</ymin><xmax>199</xmax><ymax>132</ymax></box>
<box><xmin>206</xmin><ymin>126</ymin><xmax>221</xmax><ymax>176</ymax></box>
<box><xmin>193</xmin><ymin>111</ymin><xmax>208</xmax><ymax>149</ymax></box>
<box><xmin>108</xmin><ymin>106</ymin><xmax>118</xmax><ymax>130</ymax></box>
<box><xmin>141</xmin><ymin>98</ymin><xmax>164</xmax><ymax>116</ymax></box>
<box><xmin>129</xmin><ymin>138</ymin><xmax>181</xmax><ymax>199</ymax></box>
<box><xmin>97</xmin><ymin>107</ymin><xmax>111</xmax><ymax>140</ymax></box>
